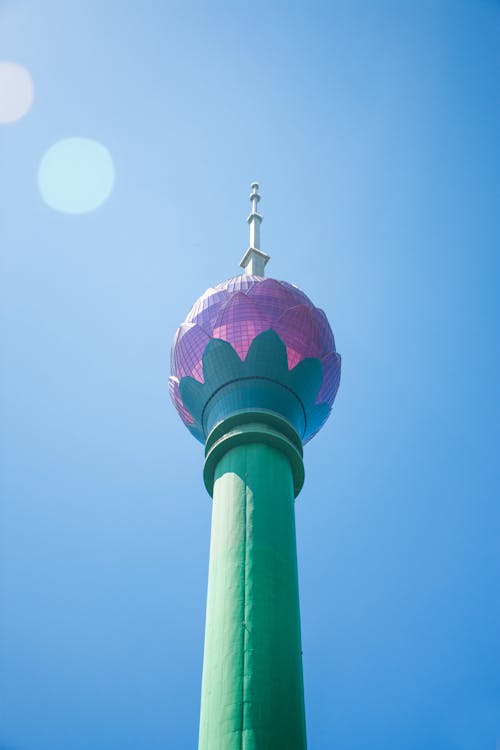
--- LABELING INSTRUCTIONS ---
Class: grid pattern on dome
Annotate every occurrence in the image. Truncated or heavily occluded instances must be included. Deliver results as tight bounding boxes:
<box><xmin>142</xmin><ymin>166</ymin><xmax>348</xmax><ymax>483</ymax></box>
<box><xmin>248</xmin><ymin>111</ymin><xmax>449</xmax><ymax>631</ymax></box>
<box><xmin>169</xmin><ymin>276</ymin><xmax>341</xmax><ymax>436</ymax></box>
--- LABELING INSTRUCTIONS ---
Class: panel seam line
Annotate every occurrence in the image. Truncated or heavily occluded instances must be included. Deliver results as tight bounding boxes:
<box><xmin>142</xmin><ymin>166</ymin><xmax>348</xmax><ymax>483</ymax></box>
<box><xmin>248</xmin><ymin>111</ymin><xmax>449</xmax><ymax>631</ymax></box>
<box><xmin>240</xmin><ymin>471</ymin><xmax>248</xmax><ymax>749</ymax></box>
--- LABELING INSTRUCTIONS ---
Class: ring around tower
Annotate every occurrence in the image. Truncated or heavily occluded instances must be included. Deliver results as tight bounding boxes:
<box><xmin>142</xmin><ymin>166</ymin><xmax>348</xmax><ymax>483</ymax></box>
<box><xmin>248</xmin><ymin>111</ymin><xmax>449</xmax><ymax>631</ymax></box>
<box><xmin>169</xmin><ymin>183</ymin><xmax>341</xmax><ymax>750</ymax></box>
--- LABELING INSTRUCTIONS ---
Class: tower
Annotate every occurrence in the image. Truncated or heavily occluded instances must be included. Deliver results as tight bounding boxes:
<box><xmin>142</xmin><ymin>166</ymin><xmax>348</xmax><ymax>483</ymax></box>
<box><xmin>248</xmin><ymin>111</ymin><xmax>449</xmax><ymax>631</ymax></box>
<box><xmin>169</xmin><ymin>184</ymin><xmax>341</xmax><ymax>749</ymax></box>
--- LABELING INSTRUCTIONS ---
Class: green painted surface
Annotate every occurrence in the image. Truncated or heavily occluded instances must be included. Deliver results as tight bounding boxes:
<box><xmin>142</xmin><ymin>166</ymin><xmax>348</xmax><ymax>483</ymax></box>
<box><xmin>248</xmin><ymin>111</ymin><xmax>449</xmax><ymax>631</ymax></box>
<box><xmin>198</xmin><ymin>439</ymin><xmax>307</xmax><ymax>750</ymax></box>
<box><xmin>179</xmin><ymin>329</ymin><xmax>329</xmax><ymax>444</ymax></box>
<box><xmin>203</xmin><ymin>414</ymin><xmax>305</xmax><ymax>498</ymax></box>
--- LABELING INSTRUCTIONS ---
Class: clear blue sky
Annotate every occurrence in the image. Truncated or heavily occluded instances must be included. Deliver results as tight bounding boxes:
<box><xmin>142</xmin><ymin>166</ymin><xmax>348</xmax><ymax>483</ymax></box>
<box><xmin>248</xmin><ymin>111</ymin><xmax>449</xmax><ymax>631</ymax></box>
<box><xmin>1</xmin><ymin>1</ymin><xmax>499</xmax><ymax>748</ymax></box>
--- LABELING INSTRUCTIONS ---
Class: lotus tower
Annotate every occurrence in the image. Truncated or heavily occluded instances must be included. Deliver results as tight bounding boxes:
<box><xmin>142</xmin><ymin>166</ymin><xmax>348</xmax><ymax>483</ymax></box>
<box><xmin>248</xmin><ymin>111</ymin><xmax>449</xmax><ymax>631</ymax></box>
<box><xmin>169</xmin><ymin>183</ymin><xmax>341</xmax><ymax>749</ymax></box>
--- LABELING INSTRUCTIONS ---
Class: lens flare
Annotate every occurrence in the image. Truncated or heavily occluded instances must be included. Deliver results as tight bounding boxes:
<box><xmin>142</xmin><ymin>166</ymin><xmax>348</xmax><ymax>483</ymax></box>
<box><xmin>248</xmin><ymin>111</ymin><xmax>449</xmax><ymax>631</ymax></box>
<box><xmin>38</xmin><ymin>137</ymin><xmax>115</xmax><ymax>214</ymax></box>
<box><xmin>0</xmin><ymin>62</ymin><xmax>34</xmax><ymax>124</ymax></box>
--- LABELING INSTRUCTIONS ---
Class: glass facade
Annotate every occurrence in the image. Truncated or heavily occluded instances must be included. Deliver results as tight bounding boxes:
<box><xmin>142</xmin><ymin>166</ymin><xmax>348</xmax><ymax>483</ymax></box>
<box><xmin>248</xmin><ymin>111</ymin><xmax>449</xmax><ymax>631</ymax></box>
<box><xmin>170</xmin><ymin>275</ymin><xmax>341</xmax><ymax>440</ymax></box>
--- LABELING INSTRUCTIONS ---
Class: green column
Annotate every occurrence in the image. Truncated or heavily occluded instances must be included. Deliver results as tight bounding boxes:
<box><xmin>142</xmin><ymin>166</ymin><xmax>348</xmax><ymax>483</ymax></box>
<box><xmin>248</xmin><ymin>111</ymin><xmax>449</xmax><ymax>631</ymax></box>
<box><xmin>199</xmin><ymin>419</ymin><xmax>307</xmax><ymax>750</ymax></box>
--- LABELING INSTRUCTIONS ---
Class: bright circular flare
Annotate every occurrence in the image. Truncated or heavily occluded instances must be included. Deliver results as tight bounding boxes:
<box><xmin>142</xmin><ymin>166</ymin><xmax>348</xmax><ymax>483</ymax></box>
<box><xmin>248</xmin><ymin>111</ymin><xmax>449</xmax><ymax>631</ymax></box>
<box><xmin>0</xmin><ymin>62</ymin><xmax>34</xmax><ymax>123</ymax></box>
<box><xmin>38</xmin><ymin>137</ymin><xmax>115</xmax><ymax>214</ymax></box>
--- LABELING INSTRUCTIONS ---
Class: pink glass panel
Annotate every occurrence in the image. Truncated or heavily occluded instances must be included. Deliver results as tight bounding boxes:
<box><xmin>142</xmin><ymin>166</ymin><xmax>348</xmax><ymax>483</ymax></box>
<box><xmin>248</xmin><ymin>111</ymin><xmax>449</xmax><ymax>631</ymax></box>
<box><xmin>272</xmin><ymin>305</ymin><xmax>323</xmax><ymax>368</ymax></box>
<box><xmin>212</xmin><ymin>293</ymin><xmax>270</xmax><ymax>360</ymax></box>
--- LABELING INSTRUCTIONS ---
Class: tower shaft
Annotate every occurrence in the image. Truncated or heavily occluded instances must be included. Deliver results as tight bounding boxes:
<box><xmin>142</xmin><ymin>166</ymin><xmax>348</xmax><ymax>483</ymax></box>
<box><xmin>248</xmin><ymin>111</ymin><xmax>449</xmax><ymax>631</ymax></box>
<box><xmin>170</xmin><ymin>183</ymin><xmax>341</xmax><ymax>749</ymax></box>
<box><xmin>198</xmin><ymin>434</ymin><xmax>307</xmax><ymax>750</ymax></box>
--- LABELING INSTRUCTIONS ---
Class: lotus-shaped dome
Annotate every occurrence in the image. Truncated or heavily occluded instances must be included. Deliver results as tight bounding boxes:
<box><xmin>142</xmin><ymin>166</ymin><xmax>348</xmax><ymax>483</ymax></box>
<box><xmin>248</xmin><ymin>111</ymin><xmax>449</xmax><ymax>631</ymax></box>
<box><xmin>169</xmin><ymin>275</ymin><xmax>341</xmax><ymax>443</ymax></box>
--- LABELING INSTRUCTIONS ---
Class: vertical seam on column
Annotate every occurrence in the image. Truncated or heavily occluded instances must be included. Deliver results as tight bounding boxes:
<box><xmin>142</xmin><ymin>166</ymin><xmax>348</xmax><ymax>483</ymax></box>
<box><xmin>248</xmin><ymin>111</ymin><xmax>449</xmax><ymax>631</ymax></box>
<box><xmin>239</xmin><ymin>470</ymin><xmax>248</xmax><ymax>750</ymax></box>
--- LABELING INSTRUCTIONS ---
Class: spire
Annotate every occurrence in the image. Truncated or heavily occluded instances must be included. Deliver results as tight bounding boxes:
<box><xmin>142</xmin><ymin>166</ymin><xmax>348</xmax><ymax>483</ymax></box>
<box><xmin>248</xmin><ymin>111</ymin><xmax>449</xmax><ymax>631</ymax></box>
<box><xmin>240</xmin><ymin>181</ymin><xmax>270</xmax><ymax>277</ymax></box>
<box><xmin>248</xmin><ymin>181</ymin><xmax>262</xmax><ymax>249</ymax></box>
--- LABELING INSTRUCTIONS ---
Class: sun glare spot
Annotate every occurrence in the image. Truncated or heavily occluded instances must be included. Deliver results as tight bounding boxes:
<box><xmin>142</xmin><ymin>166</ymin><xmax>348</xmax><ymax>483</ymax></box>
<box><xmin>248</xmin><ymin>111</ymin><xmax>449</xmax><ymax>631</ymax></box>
<box><xmin>38</xmin><ymin>137</ymin><xmax>115</xmax><ymax>214</ymax></box>
<box><xmin>0</xmin><ymin>62</ymin><xmax>34</xmax><ymax>123</ymax></box>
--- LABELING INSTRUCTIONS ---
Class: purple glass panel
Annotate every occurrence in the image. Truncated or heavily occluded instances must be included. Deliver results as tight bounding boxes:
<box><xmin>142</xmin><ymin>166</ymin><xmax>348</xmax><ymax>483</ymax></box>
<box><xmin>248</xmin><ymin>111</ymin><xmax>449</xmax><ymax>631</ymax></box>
<box><xmin>316</xmin><ymin>352</ymin><xmax>341</xmax><ymax>406</ymax></box>
<box><xmin>190</xmin><ymin>289</ymin><xmax>232</xmax><ymax>335</ymax></box>
<box><xmin>221</xmin><ymin>275</ymin><xmax>258</xmax><ymax>294</ymax></box>
<box><xmin>278</xmin><ymin>280</ymin><xmax>315</xmax><ymax>309</ymax></box>
<box><xmin>212</xmin><ymin>293</ymin><xmax>270</xmax><ymax>360</ymax></box>
<box><xmin>172</xmin><ymin>324</ymin><xmax>210</xmax><ymax>381</ymax></box>
<box><xmin>272</xmin><ymin>305</ymin><xmax>323</xmax><ymax>368</ymax></box>
<box><xmin>185</xmin><ymin>288</ymin><xmax>215</xmax><ymax>322</ymax></box>
<box><xmin>247</xmin><ymin>278</ymin><xmax>303</xmax><ymax>323</ymax></box>
<box><xmin>312</xmin><ymin>307</ymin><xmax>336</xmax><ymax>353</ymax></box>
<box><xmin>168</xmin><ymin>376</ymin><xmax>195</xmax><ymax>424</ymax></box>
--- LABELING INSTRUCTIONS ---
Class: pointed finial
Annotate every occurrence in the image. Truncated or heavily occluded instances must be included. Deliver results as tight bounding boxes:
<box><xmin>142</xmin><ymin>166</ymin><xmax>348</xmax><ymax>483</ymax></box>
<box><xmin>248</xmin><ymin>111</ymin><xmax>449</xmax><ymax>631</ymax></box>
<box><xmin>239</xmin><ymin>181</ymin><xmax>270</xmax><ymax>277</ymax></box>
